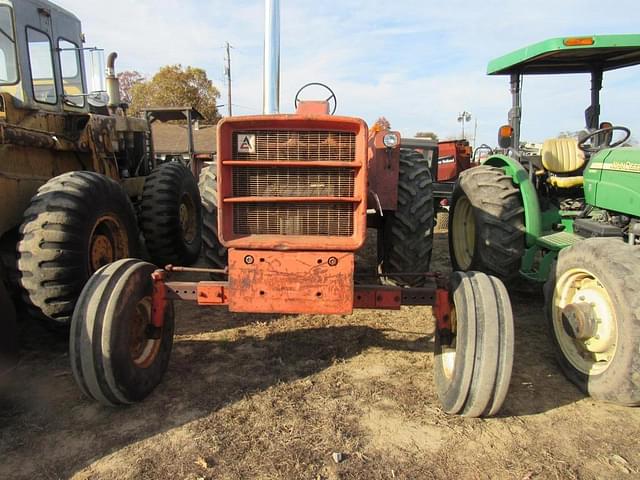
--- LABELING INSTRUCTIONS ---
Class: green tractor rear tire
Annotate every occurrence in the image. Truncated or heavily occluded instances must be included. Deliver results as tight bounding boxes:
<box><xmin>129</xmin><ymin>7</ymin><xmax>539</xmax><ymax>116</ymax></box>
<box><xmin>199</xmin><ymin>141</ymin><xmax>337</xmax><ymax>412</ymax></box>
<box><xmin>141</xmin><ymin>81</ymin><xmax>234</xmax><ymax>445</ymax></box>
<box><xmin>379</xmin><ymin>150</ymin><xmax>434</xmax><ymax>287</ymax></box>
<box><xmin>449</xmin><ymin>165</ymin><xmax>524</xmax><ymax>280</ymax></box>
<box><xmin>17</xmin><ymin>172</ymin><xmax>140</xmax><ymax>325</ymax></box>
<box><xmin>545</xmin><ymin>238</ymin><xmax>640</xmax><ymax>405</ymax></box>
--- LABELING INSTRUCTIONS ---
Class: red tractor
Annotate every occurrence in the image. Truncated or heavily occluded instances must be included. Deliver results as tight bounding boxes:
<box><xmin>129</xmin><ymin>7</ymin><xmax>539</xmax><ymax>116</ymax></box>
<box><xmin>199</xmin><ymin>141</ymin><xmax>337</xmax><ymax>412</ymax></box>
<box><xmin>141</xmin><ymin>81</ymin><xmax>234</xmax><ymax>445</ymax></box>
<box><xmin>69</xmin><ymin>86</ymin><xmax>515</xmax><ymax>417</ymax></box>
<box><xmin>68</xmin><ymin>3</ymin><xmax>514</xmax><ymax>417</ymax></box>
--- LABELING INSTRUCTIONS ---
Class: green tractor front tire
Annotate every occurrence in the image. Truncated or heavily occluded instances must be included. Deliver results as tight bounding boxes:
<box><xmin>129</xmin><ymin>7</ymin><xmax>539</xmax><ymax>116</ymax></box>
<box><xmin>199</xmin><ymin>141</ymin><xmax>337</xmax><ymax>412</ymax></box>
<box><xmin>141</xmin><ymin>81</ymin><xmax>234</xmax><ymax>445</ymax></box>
<box><xmin>449</xmin><ymin>165</ymin><xmax>525</xmax><ymax>281</ymax></box>
<box><xmin>545</xmin><ymin>238</ymin><xmax>640</xmax><ymax>405</ymax></box>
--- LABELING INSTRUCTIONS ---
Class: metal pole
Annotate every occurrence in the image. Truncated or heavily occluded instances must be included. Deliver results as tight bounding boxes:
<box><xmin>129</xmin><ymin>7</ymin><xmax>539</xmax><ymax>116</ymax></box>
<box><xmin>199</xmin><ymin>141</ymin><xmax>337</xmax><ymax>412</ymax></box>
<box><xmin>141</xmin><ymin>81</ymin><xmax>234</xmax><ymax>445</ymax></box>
<box><xmin>225</xmin><ymin>41</ymin><xmax>233</xmax><ymax>116</ymax></box>
<box><xmin>263</xmin><ymin>0</ymin><xmax>280</xmax><ymax>114</ymax></box>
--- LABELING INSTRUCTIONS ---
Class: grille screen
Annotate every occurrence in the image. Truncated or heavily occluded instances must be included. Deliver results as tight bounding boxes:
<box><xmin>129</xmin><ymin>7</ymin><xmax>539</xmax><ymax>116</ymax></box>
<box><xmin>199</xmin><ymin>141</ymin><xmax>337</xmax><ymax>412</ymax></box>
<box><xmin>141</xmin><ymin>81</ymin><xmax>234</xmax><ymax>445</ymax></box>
<box><xmin>233</xmin><ymin>130</ymin><xmax>356</xmax><ymax>162</ymax></box>
<box><xmin>233</xmin><ymin>167</ymin><xmax>355</xmax><ymax>198</ymax></box>
<box><xmin>233</xmin><ymin>202</ymin><xmax>354</xmax><ymax>236</ymax></box>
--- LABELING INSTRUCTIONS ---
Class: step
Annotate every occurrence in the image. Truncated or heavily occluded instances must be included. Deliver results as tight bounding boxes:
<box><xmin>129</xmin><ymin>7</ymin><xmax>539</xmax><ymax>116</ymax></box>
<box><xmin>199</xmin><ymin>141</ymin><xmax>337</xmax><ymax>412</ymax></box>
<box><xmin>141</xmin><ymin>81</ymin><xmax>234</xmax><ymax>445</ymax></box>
<box><xmin>535</xmin><ymin>231</ymin><xmax>582</xmax><ymax>251</ymax></box>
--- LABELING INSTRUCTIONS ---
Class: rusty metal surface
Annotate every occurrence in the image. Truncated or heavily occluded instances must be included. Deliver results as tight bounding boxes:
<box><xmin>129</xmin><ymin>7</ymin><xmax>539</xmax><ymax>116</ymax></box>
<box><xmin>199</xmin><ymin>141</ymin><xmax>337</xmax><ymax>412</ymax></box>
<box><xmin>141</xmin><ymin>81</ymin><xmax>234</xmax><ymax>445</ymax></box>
<box><xmin>227</xmin><ymin>249</ymin><xmax>354</xmax><ymax>314</ymax></box>
<box><xmin>367</xmin><ymin>129</ymin><xmax>400</xmax><ymax>211</ymax></box>
<box><xmin>232</xmin><ymin>130</ymin><xmax>356</xmax><ymax>162</ymax></box>
<box><xmin>196</xmin><ymin>282</ymin><xmax>228</xmax><ymax>305</ymax></box>
<box><xmin>232</xmin><ymin>202</ymin><xmax>355</xmax><ymax>237</ymax></box>
<box><xmin>217</xmin><ymin>115</ymin><xmax>368</xmax><ymax>252</ymax></box>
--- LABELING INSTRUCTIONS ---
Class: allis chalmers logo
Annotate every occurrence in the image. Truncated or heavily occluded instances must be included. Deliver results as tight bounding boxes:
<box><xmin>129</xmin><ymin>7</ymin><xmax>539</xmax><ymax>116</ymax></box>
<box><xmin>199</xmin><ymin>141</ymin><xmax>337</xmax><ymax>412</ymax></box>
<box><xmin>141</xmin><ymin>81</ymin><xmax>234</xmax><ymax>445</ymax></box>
<box><xmin>237</xmin><ymin>134</ymin><xmax>256</xmax><ymax>154</ymax></box>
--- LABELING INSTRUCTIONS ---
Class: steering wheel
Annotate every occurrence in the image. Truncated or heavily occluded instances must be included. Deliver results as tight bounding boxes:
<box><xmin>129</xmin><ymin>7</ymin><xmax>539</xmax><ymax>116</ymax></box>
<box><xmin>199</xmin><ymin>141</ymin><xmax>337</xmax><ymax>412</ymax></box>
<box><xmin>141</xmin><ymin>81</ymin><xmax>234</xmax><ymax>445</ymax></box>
<box><xmin>578</xmin><ymin>125</ymin><xmax>631</xmax><ymax>153</ymax></box>
<box><xmin>294</xmin><ymin>82</ymin><xmax>337</xmax><ymax>115</ymax></box>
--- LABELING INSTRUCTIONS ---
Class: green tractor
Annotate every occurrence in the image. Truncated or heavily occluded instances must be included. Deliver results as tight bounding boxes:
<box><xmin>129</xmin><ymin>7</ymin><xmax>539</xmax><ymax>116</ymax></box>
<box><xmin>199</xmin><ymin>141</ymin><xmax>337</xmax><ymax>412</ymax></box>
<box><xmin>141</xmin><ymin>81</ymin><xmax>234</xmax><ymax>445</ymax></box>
<box><xmin>449</xmin><ymin>35</ymin><xmax>640</xmax><ymax>405</ymax></box>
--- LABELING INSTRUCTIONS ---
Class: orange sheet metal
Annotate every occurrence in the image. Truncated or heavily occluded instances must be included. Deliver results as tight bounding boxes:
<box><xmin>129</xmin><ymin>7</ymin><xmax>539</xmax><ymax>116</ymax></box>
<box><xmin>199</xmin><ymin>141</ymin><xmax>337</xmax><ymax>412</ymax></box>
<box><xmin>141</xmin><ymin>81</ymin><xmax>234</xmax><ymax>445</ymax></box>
<box><xmin>228</xmin><ymin>249</ymin><xmax>354</xmax><ymax>315</ymax></box>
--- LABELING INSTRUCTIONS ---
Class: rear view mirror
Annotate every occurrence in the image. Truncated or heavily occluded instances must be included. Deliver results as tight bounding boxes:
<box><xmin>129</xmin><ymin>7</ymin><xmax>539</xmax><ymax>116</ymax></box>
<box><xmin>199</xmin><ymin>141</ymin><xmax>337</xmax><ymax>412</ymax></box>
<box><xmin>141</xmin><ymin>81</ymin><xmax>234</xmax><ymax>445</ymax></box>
<box><xmin>497</xmin><ymin>125</ymin><xmax>513</xmax><ymax>149</ymax></box>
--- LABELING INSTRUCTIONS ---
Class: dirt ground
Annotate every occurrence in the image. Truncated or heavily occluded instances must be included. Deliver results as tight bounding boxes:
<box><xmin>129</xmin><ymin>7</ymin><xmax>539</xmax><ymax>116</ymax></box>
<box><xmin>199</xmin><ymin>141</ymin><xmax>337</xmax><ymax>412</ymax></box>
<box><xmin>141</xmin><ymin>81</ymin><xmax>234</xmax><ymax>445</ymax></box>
<box><xmin>1</xmin><ymin>231</ymin><xmax>639</xmax><ymax>480</ymax></box>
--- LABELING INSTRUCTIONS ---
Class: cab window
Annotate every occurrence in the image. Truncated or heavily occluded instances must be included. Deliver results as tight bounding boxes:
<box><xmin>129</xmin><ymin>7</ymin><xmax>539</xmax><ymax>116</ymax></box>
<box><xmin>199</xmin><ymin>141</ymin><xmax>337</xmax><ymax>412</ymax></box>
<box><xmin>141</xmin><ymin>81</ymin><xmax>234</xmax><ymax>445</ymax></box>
<box><xmin>59</xmin><ymin>39</ymin><xmax>84</xmax><ymax>107</ymax></box>
<box><xmin>27</xmin><ymin>27</ymin><xmax>56</xmax><ymax>104</ymax></box>
<box><xmin>0</xmin><ymin>6</ymin><xmax>17</xmax><ymax>84</ymax></box>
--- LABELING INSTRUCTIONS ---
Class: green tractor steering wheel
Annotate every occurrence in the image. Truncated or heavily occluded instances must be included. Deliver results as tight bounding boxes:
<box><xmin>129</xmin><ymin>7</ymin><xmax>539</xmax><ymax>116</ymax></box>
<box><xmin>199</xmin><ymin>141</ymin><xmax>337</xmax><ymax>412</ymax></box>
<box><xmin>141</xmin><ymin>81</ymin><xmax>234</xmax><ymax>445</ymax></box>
<box><xmin>578</xmin><ymin>125</ymin><xmax>631</xmax><ymax>153</ymax></box>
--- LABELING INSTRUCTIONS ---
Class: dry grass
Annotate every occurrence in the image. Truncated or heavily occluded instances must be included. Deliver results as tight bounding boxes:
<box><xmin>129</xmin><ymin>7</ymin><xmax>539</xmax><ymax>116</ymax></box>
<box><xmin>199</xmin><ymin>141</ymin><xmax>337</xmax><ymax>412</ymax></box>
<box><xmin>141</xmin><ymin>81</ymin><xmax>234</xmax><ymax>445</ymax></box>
<box><xmin>1</xmin><ymin>233</ymin><xmax>639</xmax><ymax>479</ymax></box>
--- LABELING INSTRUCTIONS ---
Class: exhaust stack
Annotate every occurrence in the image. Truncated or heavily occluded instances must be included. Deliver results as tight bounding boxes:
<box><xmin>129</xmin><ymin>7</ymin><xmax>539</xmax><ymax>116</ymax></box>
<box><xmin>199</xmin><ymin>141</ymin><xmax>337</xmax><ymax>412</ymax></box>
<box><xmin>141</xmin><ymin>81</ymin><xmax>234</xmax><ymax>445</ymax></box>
<box><xmin>106</xmin><ymin>52</ymin><xmax>121</xmax><ymax>114</ymax></box>
<box><xmin>263</xmin><ymin>0</ymin><xmax>280</xmax><ymax>114</ymax></box>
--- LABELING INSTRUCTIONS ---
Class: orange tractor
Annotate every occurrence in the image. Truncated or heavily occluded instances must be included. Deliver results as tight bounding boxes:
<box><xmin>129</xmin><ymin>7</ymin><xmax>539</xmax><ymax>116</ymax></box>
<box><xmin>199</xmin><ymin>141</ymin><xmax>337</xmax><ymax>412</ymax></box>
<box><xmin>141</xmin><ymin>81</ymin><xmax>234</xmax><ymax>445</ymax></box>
<box><xmin>68</xmin><ymin>3</ymin><xmax>514</xmax><ymax>417</ymax></box>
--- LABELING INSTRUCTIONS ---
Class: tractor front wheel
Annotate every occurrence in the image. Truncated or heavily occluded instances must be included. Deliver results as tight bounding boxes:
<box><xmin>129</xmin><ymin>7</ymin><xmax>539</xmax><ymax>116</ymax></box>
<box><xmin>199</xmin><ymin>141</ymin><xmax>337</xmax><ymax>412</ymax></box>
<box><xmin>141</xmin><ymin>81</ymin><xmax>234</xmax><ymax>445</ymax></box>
<box><xmin>434</xmin><ymin>271</ymin><xmax>514</xmax><ymax>417</ymax></box>
<box><xmin>449</xmin><ymin>165</ymin><xmax>524</xmax><ymax>280</ymax></box>
<box><xmin>545</xmin><ymin>238</ymin><xmax>640</xmax><ymax>405</ymax></box>
<box><xmin>140</xmin><ymin>162</ymin><xmax>202</xmax><ymax>266</ymax></box>
<box><xmin>70</xmin><ymin>259</ymin><xmax>174</xmax><ymax>406</ymax></box>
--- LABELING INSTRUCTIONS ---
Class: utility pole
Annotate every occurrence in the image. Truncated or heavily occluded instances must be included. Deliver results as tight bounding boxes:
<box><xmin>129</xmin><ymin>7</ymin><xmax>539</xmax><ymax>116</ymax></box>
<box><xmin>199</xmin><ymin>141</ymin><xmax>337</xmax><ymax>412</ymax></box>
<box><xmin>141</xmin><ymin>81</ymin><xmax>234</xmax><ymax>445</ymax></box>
<box><xmin>225</xmin><ymin>41</ymin><xmax>232</xmax><ymax>116</ymax></box>
<box><xmin>457</xmin><ymin>111</ymin><xmax>471</xmax><ymax>140</ymax></box>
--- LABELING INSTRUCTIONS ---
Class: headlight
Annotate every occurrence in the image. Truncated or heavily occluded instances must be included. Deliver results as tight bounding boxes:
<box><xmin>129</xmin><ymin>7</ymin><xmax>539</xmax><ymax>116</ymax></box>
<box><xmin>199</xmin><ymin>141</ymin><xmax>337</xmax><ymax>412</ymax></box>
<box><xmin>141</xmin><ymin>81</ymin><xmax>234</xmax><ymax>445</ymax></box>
<box><xmin>383</xmin><ymin>133</ymin><xmax>399</xmax><ymax>148</ymax></box>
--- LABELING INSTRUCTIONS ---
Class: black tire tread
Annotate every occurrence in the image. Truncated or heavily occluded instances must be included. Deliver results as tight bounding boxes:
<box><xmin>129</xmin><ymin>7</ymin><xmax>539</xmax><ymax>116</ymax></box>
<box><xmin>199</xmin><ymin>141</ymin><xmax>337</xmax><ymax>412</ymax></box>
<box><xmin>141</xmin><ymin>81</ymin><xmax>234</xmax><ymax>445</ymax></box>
<box><xmin>450</xmin><ymin>165</ymin><xmax>524</xmax><ymax>280</ymax></box>
<box><xmin>17</xmin><ymin>172</ymin><xmax>139</xmax><ymax>325</ymax></box>
<box><xmin>382</xmin><ymin>150</ymin><xmax>434</xmax><ymax>286</ymax></box>
<box><xmin>139</xmin><ymin>162</ymin><xmax>202</xmax><ymax>266</ymax></box>
<box><xmin>199</xmin><ymin>164</ymin><xmax>227</xmax><ymax>269</ymax></box>
<box><xmin>544</xmin><ymin>238</ymin><xmax>640</xmax><ymax>405</ymax></box>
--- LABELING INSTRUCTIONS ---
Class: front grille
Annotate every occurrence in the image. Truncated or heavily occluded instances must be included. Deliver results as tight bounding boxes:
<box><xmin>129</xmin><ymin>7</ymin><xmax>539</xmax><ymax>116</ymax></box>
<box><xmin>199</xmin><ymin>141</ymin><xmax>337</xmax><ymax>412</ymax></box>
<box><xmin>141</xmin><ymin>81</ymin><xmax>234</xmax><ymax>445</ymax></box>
<box><xmin>233</xmin><ymin>202</ymin><xmax>354</xmax><ymax>236</ymax></box>
<box><xmin>233</xmin><ymin>167</ymin><xmax>355</xmax><ymax>198</ymax></box>
<box><xmin>233</xmin><ymin>130</ymin><xmax>356</xmax><ymax>162</ymax></box>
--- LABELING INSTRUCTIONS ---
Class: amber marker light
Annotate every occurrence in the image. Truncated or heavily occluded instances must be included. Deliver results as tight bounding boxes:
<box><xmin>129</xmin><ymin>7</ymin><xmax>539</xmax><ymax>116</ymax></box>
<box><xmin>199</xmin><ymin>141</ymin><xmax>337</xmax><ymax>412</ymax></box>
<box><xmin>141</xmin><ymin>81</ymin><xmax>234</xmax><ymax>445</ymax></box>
<box><xmin>563</xmin><ymin>37</ymin><xmax>595</xmax><ymax>46</ymax></box>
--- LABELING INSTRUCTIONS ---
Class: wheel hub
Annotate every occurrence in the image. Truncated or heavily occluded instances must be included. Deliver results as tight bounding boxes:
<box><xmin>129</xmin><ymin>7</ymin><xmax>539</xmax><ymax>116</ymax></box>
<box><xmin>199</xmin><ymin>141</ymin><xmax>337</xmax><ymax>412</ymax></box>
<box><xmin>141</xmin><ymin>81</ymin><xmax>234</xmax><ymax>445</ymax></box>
<box><xmin>129</xmin><ymin>297</ymin><xmax>161</xmax><ymax>369</ymax></box>
<box><xmin>553</xmin><ymin>269</ymin><xmax>617</xmax><ymax>374</ymax></box>
<box><xmin>451</xmin><ymin>197</ymin><xmax>475</xmax><ymax>270</ymax></box>
<box><xmin>88</xmin><ymin>215</ymin><xmax>128</xmax><ymax>273</ymax></box>
<box><xmin>179</xmin><ymin>194</ymin><xmax>197</xmax><ymax>244</ymax></box>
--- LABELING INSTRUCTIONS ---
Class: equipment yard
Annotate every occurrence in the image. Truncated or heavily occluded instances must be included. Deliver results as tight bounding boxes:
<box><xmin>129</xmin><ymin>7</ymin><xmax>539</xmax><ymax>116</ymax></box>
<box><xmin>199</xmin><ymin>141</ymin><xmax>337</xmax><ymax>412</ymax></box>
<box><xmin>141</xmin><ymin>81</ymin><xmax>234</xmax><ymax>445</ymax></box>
<box><xmin>2</xmin><ymin>233</ymin><xmax>638</xmax><ymax>480</ymax></box>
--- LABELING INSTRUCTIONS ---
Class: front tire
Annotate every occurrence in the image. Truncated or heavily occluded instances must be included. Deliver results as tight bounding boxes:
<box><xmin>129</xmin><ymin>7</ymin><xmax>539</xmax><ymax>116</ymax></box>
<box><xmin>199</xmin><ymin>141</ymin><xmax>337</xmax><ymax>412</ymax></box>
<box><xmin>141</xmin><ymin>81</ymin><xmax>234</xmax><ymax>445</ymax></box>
<box><xmin>70</xmin><ymin>259</ymin><xmax>174</xmax><ymax>406</ymax></box>
<box><xmin>449</xmin><ymin>165</ymin><xmax>524</xmax><ymax>280</ymax></box>
<box><xmin>435</xmin><ymin>271</ymin><xmax>514</xmax><ymax>417</ymax></box>
<box><xmin>17</xmin><ymin>172</ymin><xmax>140</xmax><ymax>325</ymax></box>
<box><xmin>139</xmin><ymin>162</ymin><xmax>202</xmax><ymax>266</ymax></box>
<box><xmin>545</xmin><ymin>238</ymin><xmax>640</xmax><ymax>405</ymax></box>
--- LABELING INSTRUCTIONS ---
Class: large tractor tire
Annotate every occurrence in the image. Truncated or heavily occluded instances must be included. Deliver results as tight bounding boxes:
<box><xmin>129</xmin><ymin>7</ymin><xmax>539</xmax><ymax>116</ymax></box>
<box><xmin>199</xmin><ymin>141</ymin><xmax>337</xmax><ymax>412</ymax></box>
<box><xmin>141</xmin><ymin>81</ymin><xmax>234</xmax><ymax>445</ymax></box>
<box><xmin>70</xmin><ymin>259</ymin><xmax>174</xmax><ymax>406</ymax></box>
<box><xmin>544</xmin><ymin>238</ymin><xmax>640</xmax><ymax>405</ymax></box>
<box><xmin>139</xmin><ymin>162</ymin><xmax>202</xmax><ymax>266</ymax></box>
<box><xmin>379</xmin><ymin>150</ymin><xmax>434</xmax><ymax>287</ymax></box>
<box><xmin>17</xmin><ymin>172</ymin><xmax>140</xmax><ymax>325</ymax></box>
<box><xmin>449</xmin><ymin>165</ymin><xmax>524</xmax><ymax>281</ymax></box>
<box><xmin>199</xmin><ymin>164</ymin><xmax>227</xmax><ymax>270</ymax></box>
<box><xmin>435</xmin><ymin>271</ymin><xmax>514</xmax><ymax>417</ymax></box>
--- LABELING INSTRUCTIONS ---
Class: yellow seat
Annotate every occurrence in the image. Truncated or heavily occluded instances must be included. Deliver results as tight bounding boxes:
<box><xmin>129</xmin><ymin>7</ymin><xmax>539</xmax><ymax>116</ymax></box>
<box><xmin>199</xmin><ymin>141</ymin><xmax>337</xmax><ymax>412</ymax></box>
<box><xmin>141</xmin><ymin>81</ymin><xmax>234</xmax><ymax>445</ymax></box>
<box><xmin>541</xmin><ymin>138</ymin><xmax>585</xmax><ymax>173</ymax></box>
<box><xmin>541</xmin><ymin>138</ymin><xmax>585</xmax><ymax>188</ymax></box>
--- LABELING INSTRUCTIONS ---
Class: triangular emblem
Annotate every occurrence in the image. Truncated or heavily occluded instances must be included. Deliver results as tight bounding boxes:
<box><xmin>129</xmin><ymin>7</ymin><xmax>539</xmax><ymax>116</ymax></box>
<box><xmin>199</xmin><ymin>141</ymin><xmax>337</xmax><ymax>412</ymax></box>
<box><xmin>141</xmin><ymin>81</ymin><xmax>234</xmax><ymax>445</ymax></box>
<box><xmin>237</xmin><ymin>134</ymin><xmax>256</xmax><ymax>153</ymax></box>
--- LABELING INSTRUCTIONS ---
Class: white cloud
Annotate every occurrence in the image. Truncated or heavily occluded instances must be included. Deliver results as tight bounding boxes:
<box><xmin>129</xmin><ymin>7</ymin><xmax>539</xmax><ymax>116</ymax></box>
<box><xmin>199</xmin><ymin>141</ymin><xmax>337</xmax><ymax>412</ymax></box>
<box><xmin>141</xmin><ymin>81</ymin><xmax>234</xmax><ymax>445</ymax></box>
<box><xmin>55</xmin><ymin>0</ymin><xmax>640</xmax><ymax>145</ymax></box>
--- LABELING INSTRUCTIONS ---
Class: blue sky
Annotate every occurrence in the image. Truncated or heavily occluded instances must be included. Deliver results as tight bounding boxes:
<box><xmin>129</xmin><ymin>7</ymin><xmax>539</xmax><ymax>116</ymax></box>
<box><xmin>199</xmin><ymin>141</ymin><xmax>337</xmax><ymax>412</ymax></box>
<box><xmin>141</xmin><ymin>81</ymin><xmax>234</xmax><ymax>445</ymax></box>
<box><xmin>57</xmin><ymin>0</ymin><xmax>640</xmax><ymax>146</ymax></box>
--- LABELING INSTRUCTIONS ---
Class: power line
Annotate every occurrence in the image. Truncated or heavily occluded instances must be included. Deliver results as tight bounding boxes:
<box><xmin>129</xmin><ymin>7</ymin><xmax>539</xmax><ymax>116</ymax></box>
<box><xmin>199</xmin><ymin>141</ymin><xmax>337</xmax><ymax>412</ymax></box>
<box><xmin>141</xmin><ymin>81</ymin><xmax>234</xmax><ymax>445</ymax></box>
<box><xmin>225</xmin><ymin>41</ymin><xmax>233</xmax><ymax>116</ymax></box>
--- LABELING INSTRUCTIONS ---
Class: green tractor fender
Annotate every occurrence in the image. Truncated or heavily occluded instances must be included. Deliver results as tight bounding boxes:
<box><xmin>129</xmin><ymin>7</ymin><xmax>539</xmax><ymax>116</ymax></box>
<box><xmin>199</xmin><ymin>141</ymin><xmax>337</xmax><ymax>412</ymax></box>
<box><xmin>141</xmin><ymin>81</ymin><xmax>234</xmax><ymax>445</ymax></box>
<box><xmin>484</xmin><ymin>154</ymin><xmax>541</xmax><ymax>246</ymax></box>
